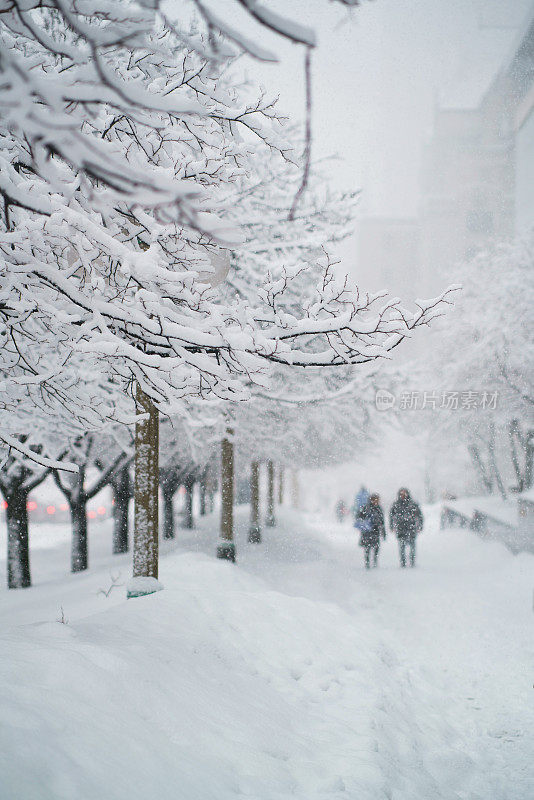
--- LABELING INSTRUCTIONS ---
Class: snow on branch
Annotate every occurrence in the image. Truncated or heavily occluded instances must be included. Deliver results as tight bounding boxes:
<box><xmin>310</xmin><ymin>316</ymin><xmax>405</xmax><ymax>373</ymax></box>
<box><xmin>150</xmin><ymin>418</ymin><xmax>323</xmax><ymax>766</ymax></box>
<box><xmin>257</xmin><ymin>261</ymin><xmax>460</xmax><ymax>367</ymax></box>
<box><xmin>0</xmin><ymin>0</ymin><xmax>454</xmax><ymax>440</ymax></box>
<box><xmin>0</xmin><ymin>433</ymin><xmax>78</xmax><ymax>473</ymax></box>
<box><xmin>0</xmin><ymin>1</ymin><xmax>292</xmax><ymax>235</ymax></box>
<box><xmin>192</xmin><ymin>0</ymin><xmax>366</xmax><ymax>53</ymax></box>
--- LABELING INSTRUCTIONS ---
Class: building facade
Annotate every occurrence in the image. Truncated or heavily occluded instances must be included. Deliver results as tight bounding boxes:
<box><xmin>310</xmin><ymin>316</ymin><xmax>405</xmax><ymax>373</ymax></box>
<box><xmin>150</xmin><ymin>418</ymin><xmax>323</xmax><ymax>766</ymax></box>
<box><xmin>419</xmin><ymin>8</ymin><xmax>534</xmax><ymax>291</ymax></box>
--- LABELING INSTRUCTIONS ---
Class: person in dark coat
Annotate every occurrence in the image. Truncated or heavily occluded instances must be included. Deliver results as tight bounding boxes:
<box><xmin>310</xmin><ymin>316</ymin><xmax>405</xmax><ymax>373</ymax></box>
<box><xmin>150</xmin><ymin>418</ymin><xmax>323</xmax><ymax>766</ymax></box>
<box><xmin>358</xmin><ymin>493</ymin><xmax>386</xmax><ymax>569</ymax></box>
<box><xmin>389</xmin><ymin>488</ymin><xmax>423</xmax><ymax>567</ymax></box>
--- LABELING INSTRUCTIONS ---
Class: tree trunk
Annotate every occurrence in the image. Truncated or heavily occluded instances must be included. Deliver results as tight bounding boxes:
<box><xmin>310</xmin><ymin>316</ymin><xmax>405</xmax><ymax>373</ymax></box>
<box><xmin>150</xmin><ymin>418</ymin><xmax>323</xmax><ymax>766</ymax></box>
<box><xmin>162</xmin><ymin>486</ymin><xmax>175</xmax><ymax>540</ymax></box>
<box><xmin>488</xmin><ymin>423</ymin><xmax>506</xmax><ymax>501</ymax></box>
<box><xmin>468</xmin><ymin>444</ymin><xmax>493</xmax><ymax>493</ymax></box>
<box><xmin>111</xmin><ymin>465</ymin><xmax>130</xmax><ymax>554</ymax></box>
<box><xmin>509</xmin><ymin>420</ymin><xmax>534</xmax><ymax>493</ymax></box>
<box><xmin>217</xmin><ymin>432</ymin><xmax>235</xmax><ymax>561</ymax></box>
<box><xmin>265</xmin><ymin>460</ymin><xmax>275</xmax><ymax>527</ymax></box>
<box><xmin>424</xmin><ymin>467</ymin><xmax>435</xmax><ymax>504</ymax></box>
<box><xmin>509</xmin><ymin>419</ymin><xmax>523</xmax><ymax>492</ymax></box>
<box><xmin>526</xmin><ymin>434</ymin><xmax>534</xmax><ymax>490</ymax></box>
<box><xmin>199</xmin><ymin>466</ymin><xmax>208</xmax><ymax>516</ymax></box>
<box><xmin>248</xmin><ymin>461</ymin><xmax>261</xmax><ymax>543</ymax></box>
<box><xmin>291</xmin><ymin>470</ymin><xmax>300</xmax><ymax>509</ymax></box>
<box><xmin>2</xmin><ymin>460</ymin><xmax>50</xmax><ymax>589</ymax></box>
<box><xmin>5</xmin><ymin>490</ymin><xmax>31</xmax><ymax>589</ymax></box>
<box><xmin>278</xmin><ymin>466</ymin><xmax>284</xmax><ymax>505</ymax></box>
<box><xmin>132</xmin><ymin>385</ymin><xmax>160</xmax><ymax>581</ymax></box>
<box><xmin>183</xmin><ymin>474</ymin><xmax>194</xmax><ymax>529</ymax></box>
<box><xmin>70</xmin><ymin>498</ymin><xmax>88</xmax><ymax>573</ymax></box>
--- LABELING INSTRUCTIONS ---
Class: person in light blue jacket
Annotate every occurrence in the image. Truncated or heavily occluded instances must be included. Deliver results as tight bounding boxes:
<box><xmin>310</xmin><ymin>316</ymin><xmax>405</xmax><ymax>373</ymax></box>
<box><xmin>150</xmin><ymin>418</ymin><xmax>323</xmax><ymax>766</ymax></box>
<box><xmin>352</xmin><ymin>486</ymin><xmax>369</xmax><ymax>523</ymax></box>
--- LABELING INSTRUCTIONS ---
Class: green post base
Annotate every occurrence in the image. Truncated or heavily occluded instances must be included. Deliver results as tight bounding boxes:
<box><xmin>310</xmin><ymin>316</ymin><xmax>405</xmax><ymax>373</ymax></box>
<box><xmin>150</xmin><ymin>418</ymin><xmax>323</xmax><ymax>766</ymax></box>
<box><xmin>216</xmin><ymin>542</ymin><xmax>236</xmax><ymax>562</ymax></box>
<box><xmin>126</xmin><ymin>577</ymin><xmax>164</xmax><ymax>598</ymax></box>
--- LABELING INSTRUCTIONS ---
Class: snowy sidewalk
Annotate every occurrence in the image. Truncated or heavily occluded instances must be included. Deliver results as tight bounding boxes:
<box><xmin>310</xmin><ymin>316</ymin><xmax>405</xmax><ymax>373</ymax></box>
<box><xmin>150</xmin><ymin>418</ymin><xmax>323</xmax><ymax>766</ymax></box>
<box><xmin>1</xmin><ymin>507</ymin><xmax>533</xmax><ymax>799</ymax></box>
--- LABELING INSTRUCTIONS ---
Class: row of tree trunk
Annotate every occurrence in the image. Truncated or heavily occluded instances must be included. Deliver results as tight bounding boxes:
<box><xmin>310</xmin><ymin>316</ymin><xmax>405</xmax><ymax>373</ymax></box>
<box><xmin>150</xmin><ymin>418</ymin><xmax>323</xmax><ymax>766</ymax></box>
<box><xmin>3</xmin><ymin>388</ymin><xmax>296</xmax><ymax>590</ymax></box>
<box><xmin>128</xmin><ymin>412</ymin><xmax>297</xmax><ymax>582</ymax></box>
<box><xmin>215</xmin><ymin>430</ymin><xmax>296</xmax><ymax>563</ymax></box>
<box><xmin>468</xmin><ymin>420</ymin><xmax>534</xmax><ymax>500</ymax></box>
<box><xmin>2</xmin><ymin>392</ymin><xmax>203</xmax><ymax>588</ymax></box>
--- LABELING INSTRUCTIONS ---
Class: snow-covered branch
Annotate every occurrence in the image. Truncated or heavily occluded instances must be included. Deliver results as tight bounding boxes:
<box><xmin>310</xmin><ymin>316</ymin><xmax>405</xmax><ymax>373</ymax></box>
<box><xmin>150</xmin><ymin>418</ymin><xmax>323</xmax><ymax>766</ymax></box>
<box><xmin>0</xmin><ymin>433</ymin><xmax>78</xmax><ymax>473</ymax></box>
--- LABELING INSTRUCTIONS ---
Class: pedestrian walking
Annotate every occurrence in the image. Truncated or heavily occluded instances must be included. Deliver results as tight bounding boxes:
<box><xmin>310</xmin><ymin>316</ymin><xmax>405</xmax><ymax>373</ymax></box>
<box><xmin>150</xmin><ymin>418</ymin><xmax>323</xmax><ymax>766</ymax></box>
<box><xmin>352</xmin><ymin>485</ymin><xmax>369</xmax><ymax>524</ymax></box>
<box><xmin>335</xmin><ymin>499</ymin><xmax>348</xmax><ymax>522</ymax></box>
<box><xmin>357</xmin><ymin>493</ymin><xmax>386</xmax><ymax>569</ymax></box>
<box><xmin>389</xmin><ymin>488</ymin><xmax>423</xmax><ymax>567</ymax></box>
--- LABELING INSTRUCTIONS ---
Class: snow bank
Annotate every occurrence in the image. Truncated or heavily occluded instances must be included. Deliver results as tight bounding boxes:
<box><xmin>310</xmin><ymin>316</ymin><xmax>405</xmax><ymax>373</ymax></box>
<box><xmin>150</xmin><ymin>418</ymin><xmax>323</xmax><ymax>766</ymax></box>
<box><xmin>1</xmin><ymin>507</ymin><xmax>533</xmax><ymax>799</ymax></box>
<box><xmin>0</xmin><ymin>555</ymin><xmax>460</xmax><ymax>798</ymax></box>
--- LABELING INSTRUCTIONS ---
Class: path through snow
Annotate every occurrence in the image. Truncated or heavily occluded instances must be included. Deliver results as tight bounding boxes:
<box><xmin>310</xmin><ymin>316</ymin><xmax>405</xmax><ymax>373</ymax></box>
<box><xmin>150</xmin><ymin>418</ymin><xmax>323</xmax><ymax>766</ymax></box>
<box><xmin>0</xmin><ymin>505</ymin><xmax>533</xmax><ymax>799</ymax></box>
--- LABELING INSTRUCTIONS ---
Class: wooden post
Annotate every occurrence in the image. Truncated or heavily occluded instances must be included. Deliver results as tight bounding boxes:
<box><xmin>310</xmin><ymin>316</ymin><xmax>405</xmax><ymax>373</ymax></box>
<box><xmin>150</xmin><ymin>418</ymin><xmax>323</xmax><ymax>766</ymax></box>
<box><xmin>278</xmin><ymin>466</ymin><xmax>284</xmax><ymax>505</ymax></box>
<box><xmin>217</xmin><ymin>431</ymin><xmax>236</xmax><ymax>562</ymax></box>
<box><xmin>128</xmin><ymin>385</ymin><xmax>162</xmax><ymax>597</ymax></box>
<box><xmin>248</xmin><ymin>461</ymin><xmax>261</xmax><ymax>543</ymax></box>
<box><xmin>265</xmin><ymin>460</ymin><xmax>275</xmax><ymax>527</ymax></box>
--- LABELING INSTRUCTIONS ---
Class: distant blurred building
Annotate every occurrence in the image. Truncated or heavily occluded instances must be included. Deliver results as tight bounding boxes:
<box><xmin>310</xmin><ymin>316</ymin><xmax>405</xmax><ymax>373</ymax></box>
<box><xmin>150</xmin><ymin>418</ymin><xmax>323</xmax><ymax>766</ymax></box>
<box><xmin>419</xmin><ymin>5</ymin><xmax>534</xmax><ymax>291</ymax></box>
<box><xmin>512</xmin><ymin>13</ymin><xmax>534</xmax><ymax>232</ymax></box>
<box><xmin>419</xmin><ymin>103</ymin><xmax>513</xmax><ymax>291</ymax></box>
<box><xmin>356</xmin><ymin>7</ymin><xmax>534</xmax><ymax>301</ymax></box>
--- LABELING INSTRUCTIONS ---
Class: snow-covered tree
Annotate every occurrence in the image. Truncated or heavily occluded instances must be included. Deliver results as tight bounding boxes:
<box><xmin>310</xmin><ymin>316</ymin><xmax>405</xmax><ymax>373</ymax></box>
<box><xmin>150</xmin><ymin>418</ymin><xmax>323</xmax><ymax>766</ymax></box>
<box><xmin>109</xmin><ymin>463</ymin><xmax>133</xmax><ymax>555</ymax></box>
<box><xmin>0</xmin><ymin>447</ymin><xmax>50</xmax><ymax>588</ymax></box>
<box><xmin>0</xmin><ymin>431</ymin><xmax>82</xmax><ymax>587</ymax></box>
<box><xmin>93</xmin><ymin>431</ymin><xmax>136</xmax><ymax>555</ymax></box>
<box><xmin>0</xmin><ymin>1</ymin><xmax>452</xmax><ymax>423</ymax></box>
<box><xmin>1</xmin><ymin>1</ymin><xmax>456</xmax><ymax>590</ymax></box>
<box><xmin>52</xmin><ymin>434</ymin><xmax>131</xmax><ymax>572</ymax></box>
<box><xmin>159</xmin><ymin>411</ymin><xmax>218</xmax><ymax>539</ymax></box>
<box><xmin>426</xmin><ymin>234</ymin><xmax>534</xmax><ymax>496</ymax></box>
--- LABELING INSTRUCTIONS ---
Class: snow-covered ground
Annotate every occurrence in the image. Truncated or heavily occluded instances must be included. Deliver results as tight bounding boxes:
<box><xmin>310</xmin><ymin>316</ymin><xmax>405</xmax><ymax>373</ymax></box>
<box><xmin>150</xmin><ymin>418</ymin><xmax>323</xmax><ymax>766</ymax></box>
<box><xmin>1</xmin><ymin>505</ymin><xmax>533</xmax><ymax>799</ymax></box>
